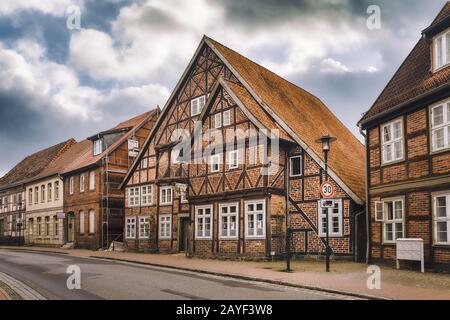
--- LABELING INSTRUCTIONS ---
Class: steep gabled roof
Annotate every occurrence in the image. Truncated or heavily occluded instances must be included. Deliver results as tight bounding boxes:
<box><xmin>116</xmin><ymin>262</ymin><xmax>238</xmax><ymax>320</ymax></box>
<box><xmin>0</xmin><ymin>139</ymin><xmax>76</xmax><ymax>190</ymax></box>
<box><xmin>62</xmin><ymin>110</ymin><xmax>159</xmax><ymax>175</ymax></box>
<box><xmin>120</xmin><ymin>37</ymin><xmax>365</xmax><ymax>203</ymax></box>
<box><xmin>359</xmin><ymin>2</ymin><xmax>450</xmax><ymax>127</ymax></box>
<box><xmin>207</xmin><ymin>38</ymin><xmax>365</xmax><ymax>202</ymax></box>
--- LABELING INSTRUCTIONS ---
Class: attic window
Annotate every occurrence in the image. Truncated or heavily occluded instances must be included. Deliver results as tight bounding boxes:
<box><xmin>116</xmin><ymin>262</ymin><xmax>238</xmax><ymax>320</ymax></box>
<box><xmin>93</xmin><ymin>139</ymin><xmax>103</xmax><ymax>156</ymax></box>
<box><xmin>433</xmin><ymin>28</ymin><xmax>450</xmax><ymax>71</ymax></box>
<box><xmin>191</xmin><ymin>95</ymin><xmax>206</xmax><ymax>116</ymax></box>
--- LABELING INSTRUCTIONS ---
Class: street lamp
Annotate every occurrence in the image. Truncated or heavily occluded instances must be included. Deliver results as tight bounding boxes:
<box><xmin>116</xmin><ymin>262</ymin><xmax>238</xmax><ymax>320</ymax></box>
<box><xmin>316</xmin><ymin>134</ymin><xmax>337</xmax><ymax>273</ymax></box>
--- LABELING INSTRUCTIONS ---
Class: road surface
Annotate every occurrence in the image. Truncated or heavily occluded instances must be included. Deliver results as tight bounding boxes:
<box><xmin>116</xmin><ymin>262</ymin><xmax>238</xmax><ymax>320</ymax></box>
<box><xmin>0</xmin><ymin>249</ymin><xmax>354</xmax><ymax>300</ymax></box>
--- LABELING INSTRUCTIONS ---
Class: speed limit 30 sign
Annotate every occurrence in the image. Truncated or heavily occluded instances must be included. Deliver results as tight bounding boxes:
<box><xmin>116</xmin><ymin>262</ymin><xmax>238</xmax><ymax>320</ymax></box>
<box><xmin>320</xmin><ymin>181</ymin><xmax>335</xmax><ymax>199</ymax></box>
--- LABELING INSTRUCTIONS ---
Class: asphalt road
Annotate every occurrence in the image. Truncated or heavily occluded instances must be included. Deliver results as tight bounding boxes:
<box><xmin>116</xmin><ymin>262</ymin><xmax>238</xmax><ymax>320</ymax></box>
<box><xmin>0</xmin><ymin>249</ymin><xmax>352</xmax><ymax>300</ymax></box>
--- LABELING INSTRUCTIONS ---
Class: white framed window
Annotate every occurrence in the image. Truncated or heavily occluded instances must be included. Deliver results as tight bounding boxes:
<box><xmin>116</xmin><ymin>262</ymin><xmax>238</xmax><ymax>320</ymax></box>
<box><xmin>248</xmin><ymin>145</ymin><xmax>259</xmax><ymax>165</ymax></box>
<box><xmin>289</xmin><ymin>155</ymin><xmax>302</xmax><ymax>177</ymax></box>
<box><xmin>195</xmin><ymin>205</ymin><xmax>212</xmax><ymax>239</ymax></box>
<box><xmin>382</xmin><ymin>198</ymin><xmax>404</xmax><ymax>244</ymax></box>
<box><xmin>228</xmin><ymin>150</ymin><xmax>239</xmax><ymax>169</ymax></box>
<box><xmin>159</xmin><ymin>214</ymin><xmax>171</xmax><ymax>239</ymax></box>
<box><xmin>210</xmin><ymin>154</ymin><xmax>220</xmax><ymax>173</ymax></box>
<box><xmin>141</xmin><ymin>158</ymin><xmax>148</xmax><ymax>169</ymax></box>
<box><xmin>160</xmin><ymin>186</ymin><xmax>172</xmax><ymax>205</ymax></box>
<box><xmin>79</xmin><ymin>211</ymin><xmax>85</xmax><ymax>234</ymax></box>
<box><xmin>89</xmin><ymin>171</ymin><xmax>95</xmax><ymax>190</ymax></box>
<box><xmin>381</xmin><ymin>118</ymin><xmax>404</xmax><ymax>164</ymax></box>
<box><xmin>245</xmin><ymin>200</ymin><xmax>265</xmax><ymax>238</ymax></box>
<box><xmin>45</xmin><ymin>217</ymin><xmax>50</xmax><ymax>237</ymax></box>
<box><xmin>93</xmin><ymin>139</ymin><xmax>103</xmax><ymax>156</ymax></box>
<box><xmin>318</xmin><ymin>199</ymin><xmax>343</xmax><ymax>237</ymax></box>
<box><xmin>80</xmin><ymin>174</ymin><xmax>85</xmax><ymax>192</ymax></box>
<box><xmin>375</xmin><ymin>201</ymin><xmax>384</xmax><ymax>222</ymax></box>
<box><xmin>214</xmin><ymin>113</ymin><xmax>222</xmax><ymax>128</ymax></box>
<box><xmin>219</xmin><ymin>203</ymin><xmax>238</xmax><ymax>239</ymax></box>
<box><xmin>69</xmin><ymin>177</ymin><xmax>74</xmax><ymax>195</ymax></box>
<box><xmin>48</xmin><ymin>183</ymin><xmax>52</xmax><ymax>202</ymax></box>
<box><xmin>180</xmin><ymin>185</ymin><xmax>188</xmax><ymax>203</ymax></box>
<box><xmin>34</xmin><ymin>187</ymin><xmax>38</xmax><ymax>204</ymax></box>
<box><xmin>88</xmin><ymin>210</ymin><xmax>95</xmax><ymax>234</ymax></box>
<box><xmin>141</xmin><ymin>185</ymin><xmax>152</xmax><ymax>206</ymax></box>
<box><xmin>223</xmin><ymin>110</ymin><xmax>231</xmax><ymax>126</ymax></box>
<box><xmin>430</xmin><ymin>99</ymin><xmax>450</xmax><ymax>152</ymax></box>
<box><xmin>139</xmin><ymin>216</ymin><xmax>150</xmax><ymax>239</ymax></box>
<box><xmin>128</xmin><ymin>187</ymin><xmax>140</xmax><ymax>207</ymax></box>
<box><xmin>126</xmin><ymin>217</ymin><xmax>136</xmax><ymax>239</ymax></box>
<box><xmin>191</xmin><ymin>95</ymin><xmax>206</xmax><ymax>116</ymax></box>
<box><xmin>41</xmin><ymin>185</ymin><xmax>45</xmax><ymax>203</ymax></box>
<box><xmin>28</xmin><ymin>189</ymin><xmax>33</xmax><ymax>206</ymax></box>
<box><xmin>55</xmin><ymin>181</ymin><xmax>59</xmax><ymax>200</ymax></box>
<box><xmin>433</xmin><ymin>193</ymin><xmax>450</xmax><ymax>245</ymax></box>
<box><xmin>433</xmin><ymin>29</ymin><xmax>450</xmax><ymax>71</ymax></box>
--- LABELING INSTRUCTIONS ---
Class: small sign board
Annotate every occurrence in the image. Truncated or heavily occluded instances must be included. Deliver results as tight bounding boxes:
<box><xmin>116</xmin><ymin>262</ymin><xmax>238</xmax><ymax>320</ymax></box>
<box><xmin>320</xmin><ymin>181</ymin><xmax>335</xmax><ymax>199</ymax></box>
<box><xmin>57</xmin><ymin>212</ymin><xmax>66</xmax><ymax>219</ymax></box>
<box><xmin>320</xmin><ymin>199</ymin><xmax>335</xmax><ymax>208</ymax></box>
<box><xmin>396</xmin><ymin>238</ymin><xmax>425</xmax><ymax>273</ymax></box>
<box><xmin>128</xmin><ymin>150</ymin><xmax>139</xmax><ymax>157</ymax></box>
<box><xmin>128</xmin><ymin>139</ymin><xmax>139</xmax><ymax>150</ymax></box>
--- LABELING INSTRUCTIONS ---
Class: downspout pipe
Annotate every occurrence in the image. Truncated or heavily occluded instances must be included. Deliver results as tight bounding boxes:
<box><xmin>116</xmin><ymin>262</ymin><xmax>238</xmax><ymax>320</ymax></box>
<box><xmin>359</xmin><ymin>125</ymin><xmax>371</xmax><ymax>264</ymax></box>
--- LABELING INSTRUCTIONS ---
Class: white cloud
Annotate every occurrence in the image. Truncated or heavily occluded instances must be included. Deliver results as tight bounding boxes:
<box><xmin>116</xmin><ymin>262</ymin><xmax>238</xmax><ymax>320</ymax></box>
<box><xmin>320</xmin><ymin>58</ymin><xmax>351</xmax><ymax>74</ymax></box>
<box><xmin>0</xmin><ymin>0</ymin><xmax>83</xmax><ymax>16</ymax></box>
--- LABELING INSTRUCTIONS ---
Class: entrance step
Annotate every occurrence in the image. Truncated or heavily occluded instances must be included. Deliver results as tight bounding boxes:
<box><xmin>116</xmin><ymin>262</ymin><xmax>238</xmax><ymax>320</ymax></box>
<box><xmin>108</xmin><ymin>241</ymin><xmax>125</xmax><ymax>252</ymax></box>
<box><xmin>61</xmin><ymin>242</ymin><xmax>74</xmax><ymax>249</ymax></box>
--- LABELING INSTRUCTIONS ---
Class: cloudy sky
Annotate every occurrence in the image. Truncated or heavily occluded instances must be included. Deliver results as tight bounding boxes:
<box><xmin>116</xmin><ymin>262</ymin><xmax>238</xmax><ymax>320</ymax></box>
<box><xmin>0</xmin><ymin>0</ymin><xmax>447</xmax><ymax>177</ymax></box>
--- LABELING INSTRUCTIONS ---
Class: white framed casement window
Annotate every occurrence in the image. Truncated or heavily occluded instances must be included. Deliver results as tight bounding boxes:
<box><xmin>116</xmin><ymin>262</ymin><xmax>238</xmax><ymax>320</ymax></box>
<box><xmin>375</xmin><ymin>201</ymin><xmax>384</xmax><ymax>222</ymax></box>
<box><xmin>210</xmin><ymin>154</ymin><xmax>221</xmax><ymax>173</ymax></box>
<box><xmin>93</xmin><ymin>139</ymin><xmax>103</xmax><ymax>156</ymax></box>
<box><xmin>214</xmin><ymin>113</ymin><xmax>222</xmax><ymax>128</ymax></box>
<box><xmin>141</xmin><ymin>185</ymin><xmax>152</xmax><ymax>206</ymax></box>
<box><xmin>245</xmin><ymin>200</ymin><xmax>266</xmax><ymax>238</ymax></box>
<box><xmin>430</xmin><ymin>99</ymin><xmax>450</xmax><ymax>152</ymax></box>
<box><xmin>141</xmin><ymin>158</ymin><xmax>148</xmax><ymax>169</ymax></box>
<box><xmin>89</xmin><ymin>171</ymin><xmax>95</xmax><ymax>190</ymax></box>
<box><xmin>79</xmin><ymin>211</ymin><xmax>85</xmax><ymax>234</ymax></box>
<box><xmin>160</xmin><ymin>186</ymin><xmax>173</xmax><ymax>205</ymax></box>
<box><xmin>159</xmin><ymin>214</ymin><xmax>171</xmax><ymax>239</ymax></box>
<box><xmin>432</xmin><ymin>192</ymin><xmax>450</xmax><ymax>245</ymax></box>
<box><xmin>139</xmin><ymin>216</ymin><xmax>150</xmax><ymax>239</ymax></box>
<box><xmin>80</xmin><ymin>174</ymin><xmax>85</xmax><ymax>192</ymax></box>
<box><xmin>219</xmin><ymin>203</ymin><xmax>239</xmax><ymax>239</ymax></box>
<box><xmin>126</xmin><ymin>217</ymin><xmax>136</xmax><ymax>239</ymax></box>
<box><xmin>128</xmin><ymin>187</ymin><xmax>140</xmax><ymax>207</ymax></box>
<box><xmin>88</xmin><ymin>210</ymin><xmax>95</xmax><ymax>234</ymax></box>
<box><xmin>318</xmin><ymin>199</ymin><xmax>343</xmax><ymax>237</ymax></box>
<box><xmin>69</xmin><ymin>177</ymin><xmax>74</xmax><ymax>195</ymax></box>
<box><xmin>382</xmin><ymin>198</ymin><xmax>404</xmax><ymax>244</ymax></box>
<box><xmin>433</xmin><ymin>28</ymin><xmax>450</xmax><ymax>71</ymax></box>
<box><xmin>223</xmin><ymin>110</ymin><xmax>231</xmax><ymax>126</ymax></box>
<box><xmin>381</xmin><ymin>118</ymin><xmax>404</xmax><ymax>164</ymax></box>
<box><xmin>248</xmin><ymin>145</ymin><xmax>258</xmax><ymax>165</ymax></box>
<box><xmin>289</xmin><ymin>155</ymin><xmax>302</xmax><ymax>177</ymax></box>
<box><xmin>37</xmin><ymin>217</ymin><xmax>42</xmax><ymax>237</ymax></box>
<box><xmin>191</xmin><ymin>95</ymin><xmax>206</xmax><ymax>116</ymax></box>
<box><xmin>28</xmin><ymin>189</ymin><xmax>33</xmax><ymax>206</ymax></box>
<box><xmin>195</xmin><ymin>205</ymin><xmax>212</xmax><ymax>239</ymax></box>
<box><xmin>55</xmin><ymin>181</ymin><xmax>59</xmax><ymax>200</ymax></box>
<box><xmin>228</xmin><ymin>150</ymin><xmax>239</xmax><ymax>169</ymax></box>
<box><xmin>34</xmin><ymin>187</ymin><xmax>38</xmax><ymax>204</ymax></box>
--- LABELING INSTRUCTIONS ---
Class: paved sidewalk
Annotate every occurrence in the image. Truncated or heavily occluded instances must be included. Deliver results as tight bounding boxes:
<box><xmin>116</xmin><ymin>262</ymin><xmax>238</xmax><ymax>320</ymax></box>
<box><xmin>0</xmin><ymin>272</ymin><xmax>46</xmax><ymax>300</ymax></box>
<box><xmin>1</xmin><ymin>246</ymin><xmax>449</xmax><ymax>300</ymax></box>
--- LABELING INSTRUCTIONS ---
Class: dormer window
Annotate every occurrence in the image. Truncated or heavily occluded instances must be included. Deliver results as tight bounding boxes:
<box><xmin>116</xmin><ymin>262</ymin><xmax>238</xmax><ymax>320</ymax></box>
<box><xmin>433</xmin><ymin>28</ymin><xmax>450</xmax><ymax>71</ymax></box>
<box><xmin>191</xmin><ymin>95</ymin><xmax>206</xmax><ymax>116</ymax></box>
<box><xmin>93</xmin><ymin>139</ymin><xmax>103</xmax><ymax>156</ymax></box>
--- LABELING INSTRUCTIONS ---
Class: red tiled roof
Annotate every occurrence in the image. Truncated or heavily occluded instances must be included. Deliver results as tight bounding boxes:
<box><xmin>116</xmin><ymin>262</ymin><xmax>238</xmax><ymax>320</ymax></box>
<box><xmin>207</xmin><ymin>38</ymin><xmax>366</xmax><ymax>202</ymax></box>
<box><xmin>62</xmin><ymin>110</ymin><xmax>159</xmax><ymax>174</ymax></box>
<box><xmin>0</xmin><ymin>139</ymin><xmax>76</xmax><ymax>190</ymax></box>
<box><xmin>359</xmin><ymin>2</ymin><xmax>450</xmax><ymax>126</ymax></box>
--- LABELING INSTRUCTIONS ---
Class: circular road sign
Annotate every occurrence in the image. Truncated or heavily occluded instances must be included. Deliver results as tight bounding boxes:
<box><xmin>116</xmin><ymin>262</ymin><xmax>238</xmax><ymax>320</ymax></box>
<box><xmin>320</xmin><ymin>181</ymin><xmax>335</xmax><ymax>199</ymax></box>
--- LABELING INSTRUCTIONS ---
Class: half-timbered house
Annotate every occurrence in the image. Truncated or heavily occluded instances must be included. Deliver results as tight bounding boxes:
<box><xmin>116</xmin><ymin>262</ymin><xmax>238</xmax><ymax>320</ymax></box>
<box><xmin>120</xmin><ymin>37</ymin><xmax>365</xmax><ymax>260</ymax></box>
<box><xmin>359</xmin><ymin>3</ymin><xmax>450</xmax><ymax>269</ymax></box>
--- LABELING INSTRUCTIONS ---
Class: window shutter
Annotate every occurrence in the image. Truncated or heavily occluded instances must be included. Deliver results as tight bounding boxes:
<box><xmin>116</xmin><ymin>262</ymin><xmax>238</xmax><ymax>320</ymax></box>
<box><xmin>375</xmin><ymin>201</ymin><xmax>384</xmax><ymax>222</ymax></box>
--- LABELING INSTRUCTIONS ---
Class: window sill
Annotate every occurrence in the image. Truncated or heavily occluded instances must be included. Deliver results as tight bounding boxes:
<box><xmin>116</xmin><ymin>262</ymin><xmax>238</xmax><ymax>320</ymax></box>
<box><xmin>433</xmin><ymin>243</ymin><xmax>450</xmax><ymax>247</ymax></box>
<box><xmin>319</xmin><ymin>234</ymin><xmax>344</xmax><ymax>238</ymax></box>
<box><xmin>381</xmin><ymin>158</ymin><xmax>405</xmax><ymax>167</ymax></box>
<box><xmin>195</xmin><ymin>237</ymin><xmax>213</xmax><ymax>240</ymax></box>
<box><xmin>430</xmin><ymin>147</ymin><xmax>450</xmax><ymax>156</ymax></box>
<box><xmin>219</xmin><ymin>237</ymin><xmax>238</xmax><ymax>240</ymax></box>
<box><xmin>160</xmin><ymin>203</ymin><xmax>172</xmax><ymax>206</ymax></box>
<box><xmin>159</xmin><ymin>237</ymin><xmax>171</xmax><ymax>240</ymax></box>
<box><xmin>245</xmin><ymin>236</ymin><xmax>266</xmax><ymax>240</ymax></box>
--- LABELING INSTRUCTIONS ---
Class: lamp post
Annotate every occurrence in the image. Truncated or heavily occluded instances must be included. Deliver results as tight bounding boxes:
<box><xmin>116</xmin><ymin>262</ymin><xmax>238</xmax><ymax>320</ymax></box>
<box><xmin>316</xmin><ymin>134</ymin><xmax>337</xmax><ymax>273</ymax></box>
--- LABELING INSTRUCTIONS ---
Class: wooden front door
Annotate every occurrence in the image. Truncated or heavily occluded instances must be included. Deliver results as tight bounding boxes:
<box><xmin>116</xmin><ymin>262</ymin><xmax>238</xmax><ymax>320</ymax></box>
<box><xmin>67</xmin><ymin>213</ymin><xmax>75</xmax><ymax>243</ymax></box>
